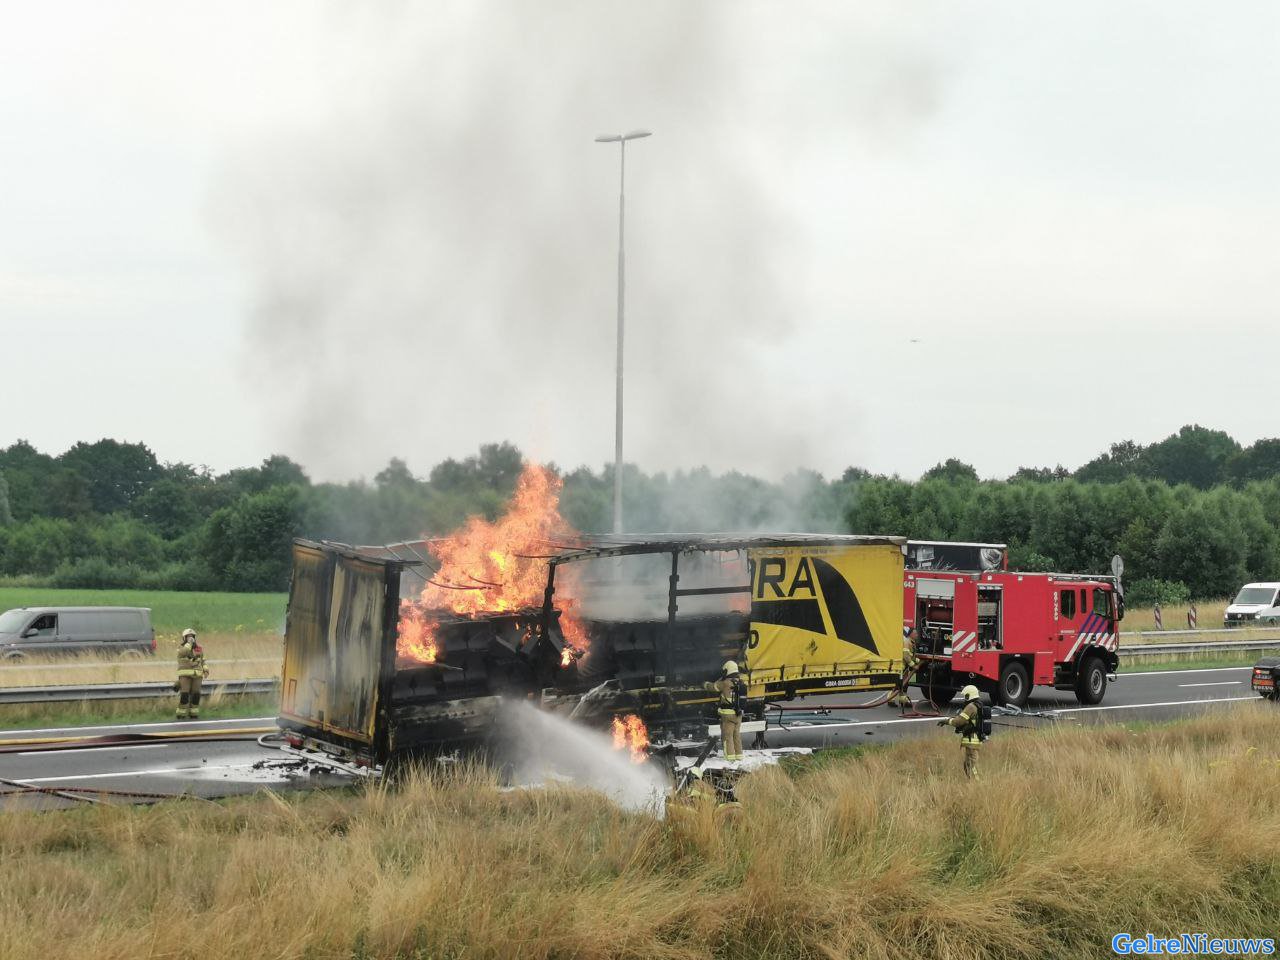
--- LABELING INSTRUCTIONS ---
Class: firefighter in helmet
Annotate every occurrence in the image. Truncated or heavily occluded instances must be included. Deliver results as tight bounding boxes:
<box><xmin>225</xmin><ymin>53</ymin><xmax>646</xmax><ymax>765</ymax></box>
<box><xmin>683</xmin><ymin>766</ymin><xmax>717</xmax><ymax>804</ymax></box>
<box><xmin>892</xmin><ymin>625</ymin><xmax>920</xmax><ymax>711</ymax></box>
<box><xmin>668</xmin><ymin>765</ymin><xmax>742</xmax><ymax>822</ymax></box>
<box><xmin>938</xmin><ymin>684</ymin><xmax>984</xmax><ymax>780</ymax></box>
<box><xmin>705</xmin><ymin>660</ymin><xmax>745</xmax><ymax>761</ymax></box>
<box><xmin>174</xmin><ymin>628</ymin><xmax>208</xmax><ymax>720</ymax></box>
<box><xmin>666</xmin><ymin>765</ymin><xmax>715</xmax><ymax>822</ymax></box>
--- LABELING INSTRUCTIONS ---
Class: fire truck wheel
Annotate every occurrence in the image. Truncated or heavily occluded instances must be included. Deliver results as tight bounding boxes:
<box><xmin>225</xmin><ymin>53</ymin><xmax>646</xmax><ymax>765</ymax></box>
<box><xmin>1075</xmin><ymin>656</ymin><xmax>1107</xmax><ymax>705</ymax></box>
<box><xmin>996</xmin><ymin>661</ymin><xmax>1031</xmax><ymax>707</ymax></box>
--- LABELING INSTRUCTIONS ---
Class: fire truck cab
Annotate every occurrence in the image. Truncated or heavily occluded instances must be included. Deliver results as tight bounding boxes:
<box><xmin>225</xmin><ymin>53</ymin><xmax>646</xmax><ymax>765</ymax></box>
<box><xmin>905</xmin><ymin>569</ymin><xmax>1122</xmax><ymax>707</ymax></box>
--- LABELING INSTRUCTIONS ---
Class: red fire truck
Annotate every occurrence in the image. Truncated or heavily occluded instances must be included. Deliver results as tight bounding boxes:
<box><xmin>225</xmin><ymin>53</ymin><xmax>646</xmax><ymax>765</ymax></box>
<box><xmin>905</xmin><ymin>566</ymin><xmax>1123</xmax><ymax>707</ymax></box>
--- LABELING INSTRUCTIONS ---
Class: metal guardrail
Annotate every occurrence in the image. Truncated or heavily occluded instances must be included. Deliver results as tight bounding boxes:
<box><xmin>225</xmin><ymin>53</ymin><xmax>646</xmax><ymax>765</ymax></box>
<box><xmin>1</xmin><ymin>640</ymin><xmax>1278</xmax><ymax>706</ymax></box>
<box><xmin>1119</xmin><ymin>639</ymin><xmax>1280</xmax><ymax>657</ymax></box>
<box><xmin>0</xmin><ymin>679</ymin><xmax>277</xmax><ymax>705</ymax></box>
<box><xmin>0</xmin><ymin>658</ymin><xmax>278</xmax><ymax>673</ymax></box>
<box><xmin>1122</xmin><ymin>627</ymin><xmax>1279</xmax><ymax>638</ymax></box>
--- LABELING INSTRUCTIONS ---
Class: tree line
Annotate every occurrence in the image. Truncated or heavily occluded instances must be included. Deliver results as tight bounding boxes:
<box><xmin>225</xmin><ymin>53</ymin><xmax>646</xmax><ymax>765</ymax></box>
<box><xmin>0</xmin><ymin>425</ymin><xmax>1277</xmax><ymax>600</ymax></box>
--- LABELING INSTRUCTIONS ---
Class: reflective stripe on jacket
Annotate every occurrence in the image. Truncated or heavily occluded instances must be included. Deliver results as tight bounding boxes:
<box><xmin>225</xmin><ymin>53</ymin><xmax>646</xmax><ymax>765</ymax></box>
<box><xmin>689</xmin><ymin>780</ymin><xmax>716</xmax><ymax>803</ymax></box>
<box><xmin>707</xmin><ymin>675</ymin><xmax>744</xmax><ymax>715</ymax></box>
<box><xmin>177</xmin><ymin>641</ymin><xmax>205</xmax><ymax>678</ymax></box>
<box><xmin>949</xmin><ymin>701</ymin><xmax>981</xmax><ymax>745</ymax></box>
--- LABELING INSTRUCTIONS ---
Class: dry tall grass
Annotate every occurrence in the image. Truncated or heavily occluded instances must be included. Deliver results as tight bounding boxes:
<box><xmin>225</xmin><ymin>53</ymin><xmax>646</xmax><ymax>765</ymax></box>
<box><xmin>2</xmin><ymin>708</ymin><xmax>1278</xmax><ymax>960</ymax></box>
<box><xmin>1123</xmin><ymin>601</ymin><xmax>1230</xmax><ymax>634</ymax></box>
<box><xmin>0</xmin><ymin>692</ymin><xmax>277</xmax><ymax>730</ymax></box>
<box><xmin>0</xmin><ymin>631</ymin><xmax>282</xmax><ymax>687</ymax></box>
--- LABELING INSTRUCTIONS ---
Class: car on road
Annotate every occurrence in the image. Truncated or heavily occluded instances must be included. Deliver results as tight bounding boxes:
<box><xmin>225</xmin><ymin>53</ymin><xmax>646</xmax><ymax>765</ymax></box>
<box><xmin>0</xmin><ymin>606</ymin><xmax>156</xmax><ymax>661</ymax></box>
<box><xmin>1224</xmin><ymin>582</ymin><xmax>1280</xmax><ymax>626</ymax></box>
<box><xmin>1252</xmin><ymin>656</ymin><xmax>1279</xmax><ymax>700</ymax></box>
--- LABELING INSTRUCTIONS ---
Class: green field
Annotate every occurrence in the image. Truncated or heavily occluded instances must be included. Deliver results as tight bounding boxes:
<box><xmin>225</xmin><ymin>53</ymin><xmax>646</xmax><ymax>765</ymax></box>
<box><xmin>0</xmin><ymin>587</ymin><xmax>286</xmax><ymax>635</ymax></box>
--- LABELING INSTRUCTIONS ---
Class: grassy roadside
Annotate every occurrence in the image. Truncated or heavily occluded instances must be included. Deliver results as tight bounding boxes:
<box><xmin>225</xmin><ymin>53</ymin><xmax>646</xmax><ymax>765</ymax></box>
<box><xmin>0</xmin><ymin>693</ymin><xmax>277</xmax><ymax>731</ymax></box>
<box><xmin>0</xmin><ymin>587</ymin><xmax>286</xmax><ymax>634</ymax></box>
<box><xmin>2</xmin><ymin>708</ymin><xmax>1277</xmax><ymax>960</ymax></box>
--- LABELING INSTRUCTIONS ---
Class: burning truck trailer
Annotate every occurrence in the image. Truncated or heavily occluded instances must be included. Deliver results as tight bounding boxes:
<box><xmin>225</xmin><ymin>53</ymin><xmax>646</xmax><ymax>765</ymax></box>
<box><xmin>276</xmin><ymin>534</ymin><xmax>910</xmax><ymax>775</ymax></box>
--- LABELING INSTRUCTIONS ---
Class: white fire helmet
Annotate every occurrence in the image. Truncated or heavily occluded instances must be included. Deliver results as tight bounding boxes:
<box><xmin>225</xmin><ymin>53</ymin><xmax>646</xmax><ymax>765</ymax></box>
<box><xmin>182</xmin><ymin>628</ymin><xmax>197</xmax><ymax>640</ymax></box>
<box><xmin>961</xmin><ymin>684</ymin><xmax>981</xmax><ymax>702</ymax></box>
<box><xmin>722</xmin><ymin>660</ymin><xmax>739</xmax><ymax>675</ymax></box>
<box><xmin>689</xmin><ymin>766</ymin><xmax>704</xmax><ymax>779</ymax></box>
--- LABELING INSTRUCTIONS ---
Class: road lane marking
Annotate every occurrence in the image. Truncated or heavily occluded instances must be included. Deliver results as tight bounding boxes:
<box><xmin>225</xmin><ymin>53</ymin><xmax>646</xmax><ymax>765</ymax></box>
<box><xmin>1177</xmin><ymin>681</ymin><xmax>1243</xmax><ymax>688</ymax></box>
<box><xmin>13</xmin><ymin>764</ymin><xmax>261</xmax><ymax>784</ymax></box>
<box><xmin>785</xmin><ymin>694</ymin><xmax>1259</xmax><ymax>729</ymax></box>
<box><xmin>0</xmin><ymin>717</ymin><xmax>276</xmax><ymax>737</ymax></box>
<box><xmin>1051</xmin><ymin>696</ymin><xmax>1255</xmax><ymax>714</ymax></box>
<box><xmin>1123</xmin><ymin>666</ymin><xmax>1253</xmax><ymax>677</ymax></box>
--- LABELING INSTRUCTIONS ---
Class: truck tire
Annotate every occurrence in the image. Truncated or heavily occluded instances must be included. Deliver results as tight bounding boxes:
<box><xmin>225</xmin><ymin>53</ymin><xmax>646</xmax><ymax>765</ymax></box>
<box><xmin>1074</xmin><ymin>656</ymin><xmax>1107</xmax><ymax>705</ymax></box>
<box><xmin>996</xmin><ymin>661</ymin><xmax>1031</xmax><ymax>707</ymax></box>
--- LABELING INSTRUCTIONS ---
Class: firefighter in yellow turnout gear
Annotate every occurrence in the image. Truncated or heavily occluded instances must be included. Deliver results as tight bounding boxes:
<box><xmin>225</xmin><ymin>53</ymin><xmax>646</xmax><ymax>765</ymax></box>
<box><xmin>175</xmin><ymin>628</ymin><xmax>208</xmax><ymax>720</ymax></box>
<box><xmin>667</xmin><ymin>766</ymin><xmax>742</xmax><ymax>822</ymax></box>
<box><xmin>705</xmin><ymin>661</ymin><xmax>745</xmax><ymax>761</ymax></box>
<box><xmin>892</xmin><ymin>626</ymin><xmax>920</xmax><ymax>710</ymax></box>
<box><xmin>684</xmin><ymin>767</ymin><xmax>717</xmax><ymax>804</ymax></box>
<box><xmin>939</xmin><ymin>684</ymin><xmax>984</xmax><ymax>780</ymax></box>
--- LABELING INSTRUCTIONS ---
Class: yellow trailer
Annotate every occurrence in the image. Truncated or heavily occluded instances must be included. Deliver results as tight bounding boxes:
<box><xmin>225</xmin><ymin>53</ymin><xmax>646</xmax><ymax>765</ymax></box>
<box><xmin>744</xmin><ymin>540</ymin><xmax>905</xmax><ymax>698</ymax></box>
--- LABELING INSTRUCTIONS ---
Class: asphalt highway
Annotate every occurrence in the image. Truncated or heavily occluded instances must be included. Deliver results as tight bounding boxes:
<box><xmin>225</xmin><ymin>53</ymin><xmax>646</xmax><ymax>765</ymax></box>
<box><xmin>760</xmin><ymin>664</ymin><xmax>1270</xmax><ymax>751</ymax></box>
<box><xmin>0</xmin><ymin>666</ymin><xmax>1269</xmax><ymax>810</ymax></box>
<box><xmin>0</xmin><ymin>718</ymin><xmax>350</xmax><ymax>810</ymax></box>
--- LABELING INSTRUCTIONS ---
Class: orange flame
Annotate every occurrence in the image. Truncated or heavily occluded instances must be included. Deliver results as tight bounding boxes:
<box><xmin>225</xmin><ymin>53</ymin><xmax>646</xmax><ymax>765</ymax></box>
<box><xmin>610</xmin><ymin>714</ymin><xmax>649</xmax><ymax>763</ymax></box>
<box><xmin>396</xmin><ymin>602</ymin><xmax>437</xmax><ymax>664</ymax></box>
<box><xmin>395</xmin><ymin>463</ymin><xmax>589</xmax><ymax>666</ymax></box>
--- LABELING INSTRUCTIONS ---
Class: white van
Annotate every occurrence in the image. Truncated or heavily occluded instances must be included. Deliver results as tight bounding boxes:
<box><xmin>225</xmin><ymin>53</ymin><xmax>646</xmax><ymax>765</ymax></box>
<box><xmin>1223</xmin><ymin>583</ymin><xmax>1280</xmax><ymax>627</ymax></box>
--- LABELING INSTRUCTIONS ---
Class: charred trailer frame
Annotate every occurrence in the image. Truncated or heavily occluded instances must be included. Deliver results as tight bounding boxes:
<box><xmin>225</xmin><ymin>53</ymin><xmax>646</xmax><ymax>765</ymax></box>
<box><xmin>277</xmin><ymin>535</ymin><xmax>908</xmax><ymax>770</ymax></box>
<box><xmin>276</xmin><ymin>540</ymin><xmax>405</xmax><ymax>770</ymax></box>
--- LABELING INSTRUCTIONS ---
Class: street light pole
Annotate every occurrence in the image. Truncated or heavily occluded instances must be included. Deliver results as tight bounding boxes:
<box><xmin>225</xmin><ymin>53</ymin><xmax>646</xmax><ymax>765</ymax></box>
<box><xmin>595</xmin><ymin>129</ymin><xmax>651</xmax><ymax>535</ymax></box>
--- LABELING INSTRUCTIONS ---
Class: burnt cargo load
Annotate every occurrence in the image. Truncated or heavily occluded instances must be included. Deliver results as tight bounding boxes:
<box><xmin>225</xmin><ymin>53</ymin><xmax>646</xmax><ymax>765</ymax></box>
<box><xmin>277</xmin><ymin>535</ymin><xmax>907</xmax><ymax>770</ymax></box>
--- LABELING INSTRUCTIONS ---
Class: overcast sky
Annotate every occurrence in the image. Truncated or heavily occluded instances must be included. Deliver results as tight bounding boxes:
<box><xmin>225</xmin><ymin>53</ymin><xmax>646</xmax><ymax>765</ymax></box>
<box><xmin>2</xmin><ymin>1</ymin><xmax>1277</xmax><ymax>483</ymax></box>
